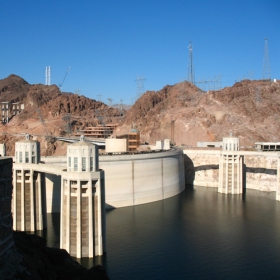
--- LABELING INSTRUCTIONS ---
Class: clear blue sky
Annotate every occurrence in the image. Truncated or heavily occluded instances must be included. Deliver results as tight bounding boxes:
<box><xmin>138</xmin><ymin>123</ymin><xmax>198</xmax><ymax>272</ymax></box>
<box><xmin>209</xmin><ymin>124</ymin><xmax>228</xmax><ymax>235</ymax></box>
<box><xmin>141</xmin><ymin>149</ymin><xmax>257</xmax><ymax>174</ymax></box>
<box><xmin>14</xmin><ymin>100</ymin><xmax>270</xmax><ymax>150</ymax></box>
<box><xmin>1</xmin><ymin>0</ymin><xmax>279</xmax><ymax>105</ymax></box>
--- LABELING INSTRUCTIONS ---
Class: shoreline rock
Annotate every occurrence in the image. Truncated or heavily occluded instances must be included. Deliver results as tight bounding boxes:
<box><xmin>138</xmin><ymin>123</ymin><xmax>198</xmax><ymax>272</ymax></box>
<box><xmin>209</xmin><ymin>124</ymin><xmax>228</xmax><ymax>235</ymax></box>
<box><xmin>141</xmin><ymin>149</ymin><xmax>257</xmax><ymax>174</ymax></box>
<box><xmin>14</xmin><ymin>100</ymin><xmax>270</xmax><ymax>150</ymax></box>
<box><xmin>1</xmin><ymin>231</ymin><xmax>109</xmax><ymax>280</ymax></box>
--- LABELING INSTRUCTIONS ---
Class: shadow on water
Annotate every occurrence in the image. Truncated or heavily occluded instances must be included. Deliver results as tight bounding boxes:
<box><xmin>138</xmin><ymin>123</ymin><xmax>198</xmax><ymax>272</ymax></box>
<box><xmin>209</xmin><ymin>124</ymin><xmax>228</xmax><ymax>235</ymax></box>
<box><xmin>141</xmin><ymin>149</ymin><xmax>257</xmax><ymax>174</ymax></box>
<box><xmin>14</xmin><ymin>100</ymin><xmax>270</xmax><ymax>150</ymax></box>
<box><xmin>37</xmin><ymin>213</ymin><xmax>60</xmax><ymax>249</ymax></box>
<box><xmin>37</xmin><ymin>212</ymin><xmax>105</xmax><ymax>268</ymax></box>
<box><xmin>74</xmin><ymin>255</ymin><xmax>106</xmax><ymax>268</ymax></box>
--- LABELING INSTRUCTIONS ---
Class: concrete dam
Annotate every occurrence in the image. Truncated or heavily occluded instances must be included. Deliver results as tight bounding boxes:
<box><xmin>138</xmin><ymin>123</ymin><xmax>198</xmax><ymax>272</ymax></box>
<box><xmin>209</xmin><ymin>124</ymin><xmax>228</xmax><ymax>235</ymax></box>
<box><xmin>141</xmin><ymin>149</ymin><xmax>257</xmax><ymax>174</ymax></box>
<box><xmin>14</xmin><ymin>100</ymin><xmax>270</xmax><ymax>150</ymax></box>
<box><xmin>42</xmin><ymin>148</ymin><xmax>185</xmax><ymax>212</ymax></box>
<box><xmin>11</xmin><ymin>136</ymin><xmax>185</xmax><ymax>258</ymax></box>
<box><xmin>6</xmin><ymin>135</ymin><xmax>280</xmax><ymax>259</ymax></box>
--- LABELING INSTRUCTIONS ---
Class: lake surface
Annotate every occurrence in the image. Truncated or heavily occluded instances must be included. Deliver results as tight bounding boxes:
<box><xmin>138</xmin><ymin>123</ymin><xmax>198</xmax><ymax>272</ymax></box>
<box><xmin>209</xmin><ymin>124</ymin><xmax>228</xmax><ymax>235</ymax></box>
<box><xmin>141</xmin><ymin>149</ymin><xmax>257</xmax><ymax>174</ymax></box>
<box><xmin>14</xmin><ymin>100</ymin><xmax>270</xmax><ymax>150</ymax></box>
<box><xmin>42</xmin><ymin>186</ymin><xmax>280</xmax><ymax>280</ymax></box>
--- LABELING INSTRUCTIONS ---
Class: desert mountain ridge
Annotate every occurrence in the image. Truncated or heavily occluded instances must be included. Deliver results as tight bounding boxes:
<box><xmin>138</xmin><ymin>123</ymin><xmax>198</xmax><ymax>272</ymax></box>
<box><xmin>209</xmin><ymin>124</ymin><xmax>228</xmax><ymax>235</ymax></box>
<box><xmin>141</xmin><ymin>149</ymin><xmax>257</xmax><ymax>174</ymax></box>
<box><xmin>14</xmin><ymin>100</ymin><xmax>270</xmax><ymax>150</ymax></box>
<box><xmin>115</xmin><ymin>78</ymin><xmax>280</xmax><ymax>148</ymax></box>
<box><xmin>0</xmin><ymin>74</ymin><xmax>121</xmax><ymax>155</ymax></box>
<box><xmin>0</xmin><ymin>74</ymin><xmax>280</xmax><ymax>156</ymax></box>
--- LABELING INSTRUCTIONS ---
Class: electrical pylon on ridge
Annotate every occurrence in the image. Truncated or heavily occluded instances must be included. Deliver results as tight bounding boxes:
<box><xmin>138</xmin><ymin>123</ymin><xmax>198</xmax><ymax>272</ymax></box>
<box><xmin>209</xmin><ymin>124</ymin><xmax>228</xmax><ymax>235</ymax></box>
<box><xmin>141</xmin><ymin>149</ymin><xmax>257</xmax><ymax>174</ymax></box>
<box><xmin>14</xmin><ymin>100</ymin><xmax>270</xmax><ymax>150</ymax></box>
<box><xmin>107</xmin><ymin>98</ymin><xmax>113</xmax><ymax>107</ymax></box>
<box><xmin>135</xmin><ymin>77</ymin><xmax>146</xmax><ymax>99</ymax></box>
<box><xmin>262</xmin><ymin>38</ymin><xmax>271</xmax><ymax>80</ymax></box>
<box><xmin>45</xmin><ymin>66</ymin><xmax>51</xmax><ymax>85</ymax></box>
<box><xmin>188</xmin><ymin>41</ymin><xmax>195</xmax><ymax>85</ymax></box>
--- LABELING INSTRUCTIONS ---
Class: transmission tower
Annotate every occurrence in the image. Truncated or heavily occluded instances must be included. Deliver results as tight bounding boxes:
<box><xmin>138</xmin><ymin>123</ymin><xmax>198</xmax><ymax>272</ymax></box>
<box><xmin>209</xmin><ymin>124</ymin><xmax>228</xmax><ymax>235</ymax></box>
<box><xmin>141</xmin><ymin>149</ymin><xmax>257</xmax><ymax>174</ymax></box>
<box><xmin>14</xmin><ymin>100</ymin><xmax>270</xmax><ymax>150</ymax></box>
<box><xmin>95</xmin><ymin>109</ymin><xmax>103</xmax><ymax>124</ymax></box>
<box><xmin>135</xmin><ymin>77</ymin><xmax>146</xmax><ymax>99</ymax></box>
<box><xmin>62</xmin><ymin>113</ymin><xmax>72</xmax><ymax>136</ymax></box>
<box><xmin>262</xmin><ymin>38</ymin><xmax>271</xmax><ymax>80</ymax></box>
<box><xmin>107</xmin><ymin>98</ymin><xmax>113</xmax><ymax>107</ymax></box>
<box><xmin>120</xmin><ymin>99</ymin><xmax>123</xmax><ymax>116</ymax></box>
<box><xmin>213</xmin><ymin>75</ymin><xmax>222</xmax><ymax>90</ymax></box>
<box><xmin>97</xmin><ymin>94</ymin><xmax>103</xmax><ymax>102</ymax></box>
<box><xmin>45</xmin><ymin>66</ymin><xmax>51</xmax><ymax>85</ymax></box>
<box><xmin>187</xmin><ymin>42</ymin><xmax>195</xmax><ymax>85</ymax></box>
<box><xmin>75</xmin><ymin>89</ymin><xmax>81</xmax><ymax>95</ymax></box>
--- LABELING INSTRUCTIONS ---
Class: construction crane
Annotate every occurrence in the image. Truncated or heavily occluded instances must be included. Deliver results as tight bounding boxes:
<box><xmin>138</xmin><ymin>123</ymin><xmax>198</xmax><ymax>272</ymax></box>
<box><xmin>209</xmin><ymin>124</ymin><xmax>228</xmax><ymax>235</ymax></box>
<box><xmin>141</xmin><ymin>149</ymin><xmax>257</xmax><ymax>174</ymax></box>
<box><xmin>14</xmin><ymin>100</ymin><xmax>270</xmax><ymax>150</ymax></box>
<box><xmin>59</xmin><ymin>66</ymin><xmax>71</xmax><ymax>91</ymax></box>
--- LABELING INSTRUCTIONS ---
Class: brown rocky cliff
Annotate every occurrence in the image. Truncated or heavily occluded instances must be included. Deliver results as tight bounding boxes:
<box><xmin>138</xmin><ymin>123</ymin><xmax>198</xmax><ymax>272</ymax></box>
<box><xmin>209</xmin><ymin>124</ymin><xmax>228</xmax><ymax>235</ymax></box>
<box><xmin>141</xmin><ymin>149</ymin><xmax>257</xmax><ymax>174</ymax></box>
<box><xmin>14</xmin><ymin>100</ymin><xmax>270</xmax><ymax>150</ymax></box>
<box><xmin>1</xmin><ymin>74</ymin><xmax>280</xmax><ymax>155</ymax></box>
<box><xmin>115</xmin><ymin>80</ymin><xmax>280</xmax><ymax>147</ymax></box>
<box><xmin>0</xmin><ymin>74</ymin><xmax>30</xmax><ymax>103</ymax></box>
<box><xmin>0</xmin><ymin>75</ymin><xmax>120</xmax><ymax>156</ymax></box>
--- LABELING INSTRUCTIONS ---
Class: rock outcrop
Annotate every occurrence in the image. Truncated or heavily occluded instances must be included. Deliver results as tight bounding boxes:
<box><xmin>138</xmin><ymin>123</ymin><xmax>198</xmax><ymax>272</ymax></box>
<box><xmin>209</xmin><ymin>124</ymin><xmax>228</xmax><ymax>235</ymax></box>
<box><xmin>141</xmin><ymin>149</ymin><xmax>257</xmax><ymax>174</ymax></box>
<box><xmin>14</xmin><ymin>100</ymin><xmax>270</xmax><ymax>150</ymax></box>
<box><xmin>1</xmin><ymin>231</ymin><xmax>109</xmax><ymax>280</ymax></box>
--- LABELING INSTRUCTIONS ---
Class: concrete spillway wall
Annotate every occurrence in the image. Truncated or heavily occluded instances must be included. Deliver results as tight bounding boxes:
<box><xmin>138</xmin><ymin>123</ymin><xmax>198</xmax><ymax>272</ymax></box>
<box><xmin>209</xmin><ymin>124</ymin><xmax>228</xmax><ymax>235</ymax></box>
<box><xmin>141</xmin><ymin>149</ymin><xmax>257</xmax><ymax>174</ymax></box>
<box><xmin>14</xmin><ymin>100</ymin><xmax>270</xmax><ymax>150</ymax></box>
<box><xmin>41</xmin><ymin>149</ymin><xmax>185</xmax><ymax>212</ymax></box>
<box><xmin>100</xmin><ymin>149</ymin><xmax>185</xmax><ymax>208</ymax></box>
<box><xmin>184</xmin><ymin>150</ymin><xmax>278</xmax><ymax>192</ymax></box>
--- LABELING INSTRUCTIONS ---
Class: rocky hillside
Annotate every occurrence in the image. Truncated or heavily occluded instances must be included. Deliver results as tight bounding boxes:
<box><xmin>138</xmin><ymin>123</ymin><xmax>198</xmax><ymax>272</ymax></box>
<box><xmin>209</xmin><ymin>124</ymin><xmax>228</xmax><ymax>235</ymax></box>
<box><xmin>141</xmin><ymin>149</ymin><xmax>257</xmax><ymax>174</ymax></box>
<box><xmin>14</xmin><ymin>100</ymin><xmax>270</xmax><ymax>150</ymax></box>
<box><xmin>115</xmin><ymin>79</ymin><xmax>280</xmax><ymax>148</ymax></box>
<box><xmin>1</xmin><ymin>74</ymin><xmax>280</xmax><ymax>155</ymax></box>
<box><xmin>0</xmin><ymin>75</ymin><xmax>121</xmax><ymax>156</ymax></box>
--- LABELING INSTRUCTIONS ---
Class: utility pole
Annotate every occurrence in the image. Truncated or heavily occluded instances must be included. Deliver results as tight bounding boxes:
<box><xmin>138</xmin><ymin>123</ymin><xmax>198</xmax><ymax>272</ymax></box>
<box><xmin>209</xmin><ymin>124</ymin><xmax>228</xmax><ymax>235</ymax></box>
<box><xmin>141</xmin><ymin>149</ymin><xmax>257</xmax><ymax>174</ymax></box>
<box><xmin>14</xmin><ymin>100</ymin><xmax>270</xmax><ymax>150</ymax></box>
<box><xmin>188</xmin><ymin>42</ymin><xmax>195</xmax><ymax>85</ymax></box>
<box><xmin>262</xmin><ymin>38</ymin><xmax>271</xmax><ymax>80</ymax></box>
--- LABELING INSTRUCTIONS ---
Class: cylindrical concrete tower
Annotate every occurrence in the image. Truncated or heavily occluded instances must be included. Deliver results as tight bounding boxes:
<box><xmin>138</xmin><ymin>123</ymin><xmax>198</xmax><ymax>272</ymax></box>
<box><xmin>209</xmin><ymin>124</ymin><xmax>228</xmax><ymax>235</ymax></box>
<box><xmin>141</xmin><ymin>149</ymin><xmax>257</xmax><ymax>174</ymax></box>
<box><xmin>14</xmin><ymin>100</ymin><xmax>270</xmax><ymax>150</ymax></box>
<box><xmin>67</xmin><ymin>135</ymin><xmax>99</xmax><ymax>172</ymax></box>
<box><xmin>218</xmin><ymin>136</ymin><xmax>243</xmax><ymax>194</ymax></box>
<box><xmin>60</xmin><ymin>136</ymin><xmax>105</xmax><ymax>258</ymax></box>
<box><xmin>13</xmin><ymin>135</ymin><xmax>44</xmax><ymax>232</ymax></box>
<box><xmin>15</xmin><ymin>134</ymin><xmax>40</xmax><ymax>164</ymax></box>
<box><xmin>222</xmin><ymin>136</ymin><xmax>239</xmax><ymax>152</ymax></box>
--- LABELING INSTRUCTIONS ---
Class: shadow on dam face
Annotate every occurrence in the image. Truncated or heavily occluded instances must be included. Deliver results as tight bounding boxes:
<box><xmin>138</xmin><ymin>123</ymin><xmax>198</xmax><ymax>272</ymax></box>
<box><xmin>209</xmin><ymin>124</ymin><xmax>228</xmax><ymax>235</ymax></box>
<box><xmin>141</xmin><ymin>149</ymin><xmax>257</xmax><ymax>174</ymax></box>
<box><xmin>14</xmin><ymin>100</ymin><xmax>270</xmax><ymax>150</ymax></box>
<box><xmin>184</xmin><ymin>154</ymin><xmax>195</xmax><ymax>189</ymax></box>
<box><xmin>44</xmin><ymin>173</ymin><xmax>61</xmax><ymax>214</ymax></box>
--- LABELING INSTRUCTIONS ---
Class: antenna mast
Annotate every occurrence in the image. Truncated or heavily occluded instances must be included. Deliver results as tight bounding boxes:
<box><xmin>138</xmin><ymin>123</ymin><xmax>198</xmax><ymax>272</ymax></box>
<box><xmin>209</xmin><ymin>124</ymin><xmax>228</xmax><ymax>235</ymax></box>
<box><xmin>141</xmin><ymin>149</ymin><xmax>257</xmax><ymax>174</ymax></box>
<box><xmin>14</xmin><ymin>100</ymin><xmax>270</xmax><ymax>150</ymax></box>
<box><xmin>262</xmin><ymin>38</ymin><xmax>271</xmax><ymax>80</ymax></box>
<box><xmin>188</xmin><ymin>42</ymin><xmax>195</xmax><ymax>85</ymax></box>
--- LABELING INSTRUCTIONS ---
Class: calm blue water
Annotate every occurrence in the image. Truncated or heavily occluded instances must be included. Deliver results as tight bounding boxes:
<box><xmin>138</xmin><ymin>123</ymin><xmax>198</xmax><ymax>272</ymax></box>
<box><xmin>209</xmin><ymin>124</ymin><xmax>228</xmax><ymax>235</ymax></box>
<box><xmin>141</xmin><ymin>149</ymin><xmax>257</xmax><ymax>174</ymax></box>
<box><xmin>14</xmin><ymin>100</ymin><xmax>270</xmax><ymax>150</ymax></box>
<box><xmin>43</xmin><ymin>186</ymin><xmax>280</xmax><ymax>280</ymax></box>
